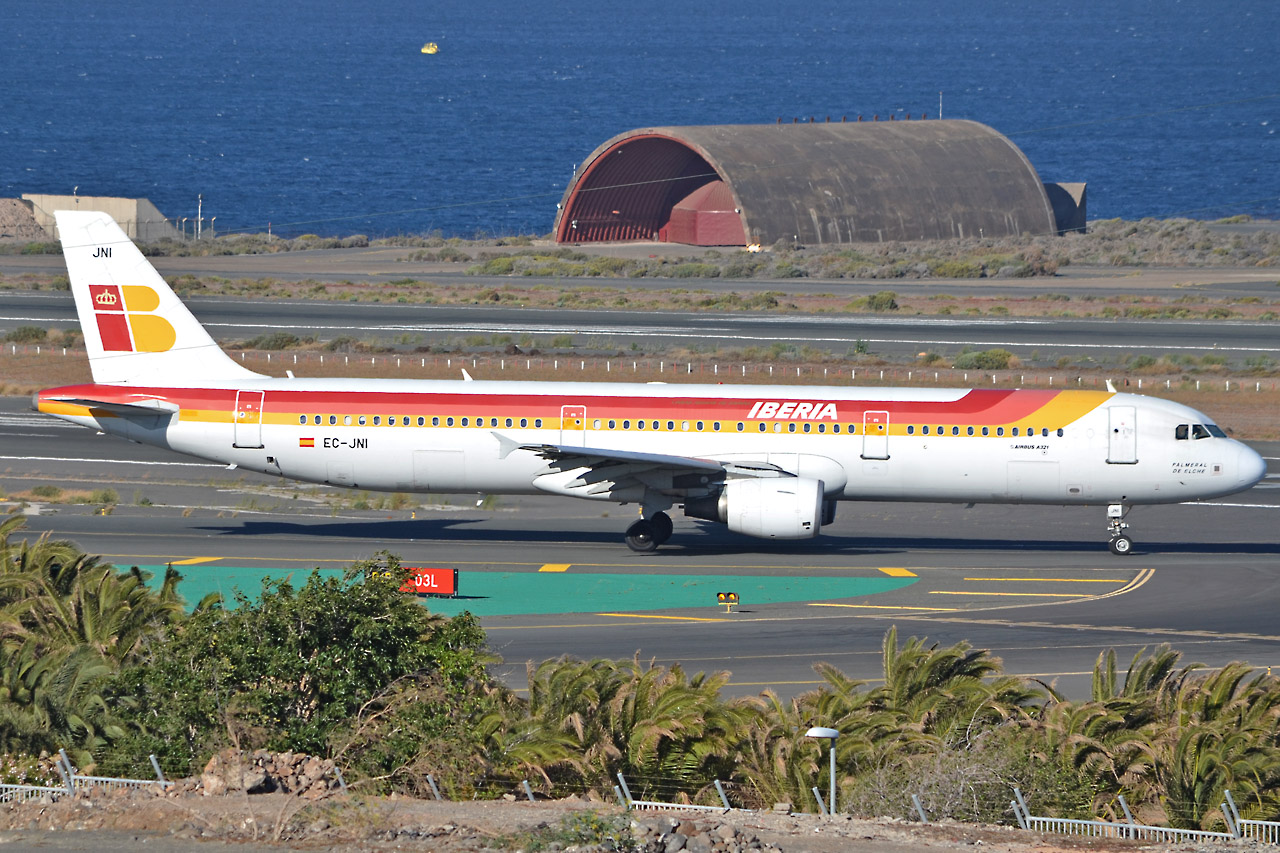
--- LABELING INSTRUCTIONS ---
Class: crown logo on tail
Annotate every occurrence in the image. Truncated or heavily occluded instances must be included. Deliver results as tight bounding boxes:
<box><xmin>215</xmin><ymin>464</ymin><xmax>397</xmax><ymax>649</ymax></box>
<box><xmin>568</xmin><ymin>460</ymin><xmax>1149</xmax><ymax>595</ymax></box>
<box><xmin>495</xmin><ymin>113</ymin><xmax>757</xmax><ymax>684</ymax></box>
<box><xmin>95</xmin><ymin>291</ymin><xmax>118</xmax><ymax>307</ymax></box>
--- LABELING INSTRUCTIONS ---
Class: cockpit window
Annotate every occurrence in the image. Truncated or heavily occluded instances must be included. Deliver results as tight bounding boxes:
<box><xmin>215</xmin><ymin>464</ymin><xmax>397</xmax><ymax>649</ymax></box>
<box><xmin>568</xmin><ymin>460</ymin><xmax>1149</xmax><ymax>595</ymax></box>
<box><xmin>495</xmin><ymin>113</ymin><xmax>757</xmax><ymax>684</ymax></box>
<box><xmin>1175</xmin><ymin>424</ymin><xmax>1189</xmax><ymax>440</ymax></box>
<box><xmin>1206</xmin><ymin>424</ymin><xmax>1227</xmax><ymax>438</ymax></box>
<box><xmin>1192</xmin><ymin>424</ymin><xmax>1211</xmax><ymax>440</ymax></box>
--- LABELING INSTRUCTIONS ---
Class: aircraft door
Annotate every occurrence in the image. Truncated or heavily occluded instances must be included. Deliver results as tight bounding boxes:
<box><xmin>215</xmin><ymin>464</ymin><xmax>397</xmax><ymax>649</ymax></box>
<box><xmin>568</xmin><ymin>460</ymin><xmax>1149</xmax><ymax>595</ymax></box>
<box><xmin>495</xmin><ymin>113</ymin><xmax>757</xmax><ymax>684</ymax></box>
<box><xmin>1107</xmin><ymin>406</ymin><xmax>1137</xmax><ymax>464</ymax></box>
<box><xmin>861</xmin><ymin>410</ymin><xmax>889</xmax><ymax>460</ymax></box>
<box><xmin>233</xmin><ymin>390</ymin><xmax>265</xmax><ymax>448</ymax></box>
<box><xmin>560</xmin><ymin>405</ymin><xmax>586</xmax><ymax>446</ymax></box>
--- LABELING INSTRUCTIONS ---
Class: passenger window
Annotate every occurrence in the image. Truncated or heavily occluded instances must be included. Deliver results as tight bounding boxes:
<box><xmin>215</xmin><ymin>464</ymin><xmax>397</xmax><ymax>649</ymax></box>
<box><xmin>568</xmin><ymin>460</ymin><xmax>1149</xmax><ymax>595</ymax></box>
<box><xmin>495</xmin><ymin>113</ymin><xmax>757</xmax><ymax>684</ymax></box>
<box><xmin>623</xmin><ymin>420</ymin><xmax>630</xmax><ymax>429</ymax></box>
<box><xmin>774</xmin><ymin>423</ymin><xmax>782</xmax><ymax>433</ymax></box>
<box><xmin>981</xmin><ymin>427</ymin><xmax>989</xmax><ymax>436</ymax></box>
<box><xmin>447</xmin><ymin>417</ymin><xmax>455</xmax><ymax>427</ymax></box>
<box><xmin>520</xmin><ymin>418</ymin><xmax>528</xmax><ymax>428</ymax></box>
<box><xmin>736</xmin><ymin>422</ymin><xmax>744</xmax><ymax>432</ymax></box>
<box><xmin>403</xmin><ymin>417</ymin><xmax>410</xmax><ymax>426</ymax></box>
<box><xmin>652</xmin><ymin>421</ymin><xmax>659</xmax><ymax>430</ymax></box>
<box><xmin>713</xmin><ymin>422</ymin><xmax>721</xmax><ymax>432</ymax></box>
<box><xmin>593</xmin><ymin>419</ymin><xmax>601</xmax><ymax>429</ymax></box>
<box><xmin>506</xmin><ymin>418</ymin><xmax>513</xmax><ymax>427</ymax></box>
<box><xmin>803</xmin><ymin>423</ymin><xmax>811</xmax><ymax>433</ymax></box>
<box><xmin>833</xmin><ymin>424</ymin><xmax>841</xmax><ymax>434</ymax></box>
<box><xmin>668</xmin><ymin>421</ymin><xmax>676</xmax><ymax>431</ymax></box>
<box><xmin>637</xmin><ymin>420</ymin><xmax>645</xmax><ymax>430</ymax></box>
<box><xmin>1175</xmin><ymin>424</ymin><xmax>1188</xmax><ymax>440</ymax></box>
<box><xmin>344</xmin><ymin>415</ymin><xmax>353</xmax><ymax>426</ymax></box>
<box><xmin>1012</xmin><ymin>427</ymin><xmax>1019</xmax><ymax>437</ymax></box>
<box><xmin>696</xmin><ymin>421</ymin><xmax>704</xmax><ymax>431</ymax></box>
<box><xmin>758</xmin><ymin>423</ymin><xmax>767</xmax><ymax>432</ymax></box>
<box><xmin>1192</xmin><ymin>424</ymin><xmax>1211</xmax><ymax>440</ymax></box>
<box><xmin>818</xmin><ymin>424</ymin><xmax>826</xmax><ymax>434</ymax></box>
<box><xmin>490</xmin><ymin>418</ymin><xmax>498</xmax><ymax>427</ymax></box>
<box><xmin>329</xmin><ymin>415</ymin><xmax>337</xmax><ymax>425</ymax></box>
<box><xmin>1042</xmin><ymin>428</ymin><xmax>1050</xmax><ymax>437</ymax></box>
<box><xmin>967</xmin><ymin>426</ymin><xmax>974</xmax><ymax>436</ymax></box>
<box><xmin>372</xmin><ymin>416</ymin><xmax>380</xmax><ymax>426</ymax></box>
<box><xmin>461</xmin><ymin>417</ymin><xmax>469</xmax><ymax>427</ymax></box>
<box><xmin>535</xmin><ymin>418</ymin><xmax>543</xmax><ymax>428</ymax></box>
<box><xmin>608</xmin><ymin>419</ymin><xmax>616</xmax><ymax>429</ymax></box>
<box><xmin>921</xmin><ymin>426</ymin><xmax>929</xmax><ymax>435</ymax></box>
<box><xmin>907</xmin><ymin>425</ymin><xmax>914</xmax><ymax>435</ymax></box>
<box><xmin>1056</xmin><ymin>428</ymin><xmax>1064</xmax><ymax>437</ymax></box>
<box><xmin>951</xmin><ymin>426</ymin><xmax>959</xmax><ymax>436</ymax></box>
<box><xmin>314</xmin><ymin>415</ymin><xmax>321</xmax><ymax>425</ymax></box>
<box><xmin>996</xmin><ymin>427</ymin><xmax>1004</xmax><ymax>436</ymax></box>
<box><xmin>298</xmin><ymin>415</ymin><xmax>306</xmax><ymax>425</ymax></box>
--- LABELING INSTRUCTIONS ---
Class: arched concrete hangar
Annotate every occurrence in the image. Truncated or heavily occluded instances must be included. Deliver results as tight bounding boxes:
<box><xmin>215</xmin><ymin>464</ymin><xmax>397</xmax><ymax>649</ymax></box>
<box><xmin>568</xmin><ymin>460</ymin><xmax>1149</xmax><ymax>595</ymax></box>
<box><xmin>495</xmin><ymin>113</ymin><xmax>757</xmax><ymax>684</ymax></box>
<box><xmin>554</xmin><ymin>120</ymin><xmax>1083</xmax><ymax>247</ymax></box>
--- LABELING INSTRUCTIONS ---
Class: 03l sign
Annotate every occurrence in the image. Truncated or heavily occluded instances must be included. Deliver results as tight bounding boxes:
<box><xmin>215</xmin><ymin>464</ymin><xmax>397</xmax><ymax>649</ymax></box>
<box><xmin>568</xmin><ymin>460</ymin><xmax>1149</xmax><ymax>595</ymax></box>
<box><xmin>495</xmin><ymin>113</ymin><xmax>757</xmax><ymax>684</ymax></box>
<box><xmin>401</xmin><ymin>567</ymin><xmax>458</xmax><ymax>597</ymax></box>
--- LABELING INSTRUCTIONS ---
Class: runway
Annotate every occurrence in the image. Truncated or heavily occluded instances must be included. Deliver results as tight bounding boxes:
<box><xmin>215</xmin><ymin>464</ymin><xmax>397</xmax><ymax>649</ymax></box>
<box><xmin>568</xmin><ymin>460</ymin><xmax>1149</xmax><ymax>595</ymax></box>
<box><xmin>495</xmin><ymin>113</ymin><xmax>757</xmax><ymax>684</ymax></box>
<box><xmin>3</xmin><ymin>397</ymin><xmax>1278</xmax><ymax>700</ymax></box>
<box><xmin>3</xmin><ymin>289</ymin><xmax>1278</xmax><ymax>364</ymax></box>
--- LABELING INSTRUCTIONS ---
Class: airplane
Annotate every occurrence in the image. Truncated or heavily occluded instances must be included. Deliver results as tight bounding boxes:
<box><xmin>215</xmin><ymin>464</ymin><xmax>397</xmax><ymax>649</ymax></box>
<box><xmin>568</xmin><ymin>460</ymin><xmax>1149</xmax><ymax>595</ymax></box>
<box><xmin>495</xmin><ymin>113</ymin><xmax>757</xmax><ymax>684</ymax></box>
<box><xmin>35</xmin><ymin>211</ymin><xmax>1267</xmax><ymax>555</ymax></box>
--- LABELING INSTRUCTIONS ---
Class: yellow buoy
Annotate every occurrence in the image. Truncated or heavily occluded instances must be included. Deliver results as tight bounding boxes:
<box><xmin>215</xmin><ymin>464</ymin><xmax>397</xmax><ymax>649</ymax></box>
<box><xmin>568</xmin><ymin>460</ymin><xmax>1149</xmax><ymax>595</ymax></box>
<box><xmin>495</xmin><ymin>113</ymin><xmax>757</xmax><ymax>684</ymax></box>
<box><xmin>421</xmin><ymin>42</ymin><xmax>438</xmax><ymax>54</ymax></box>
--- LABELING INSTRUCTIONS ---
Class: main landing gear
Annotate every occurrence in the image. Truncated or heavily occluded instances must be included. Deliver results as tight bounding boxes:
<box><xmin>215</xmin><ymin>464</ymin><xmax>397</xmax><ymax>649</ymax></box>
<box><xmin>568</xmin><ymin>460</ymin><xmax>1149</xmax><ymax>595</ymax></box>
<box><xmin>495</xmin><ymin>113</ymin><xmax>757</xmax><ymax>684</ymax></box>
<box><xmin>1106</xmin><ymin>503</ymin><xmax>1134</xmax><ymax>556</ymax></box>
<box><xmin>624</xmin><ymin>511</ymin><xmax>674</xmax><ymax>553</ymax></box>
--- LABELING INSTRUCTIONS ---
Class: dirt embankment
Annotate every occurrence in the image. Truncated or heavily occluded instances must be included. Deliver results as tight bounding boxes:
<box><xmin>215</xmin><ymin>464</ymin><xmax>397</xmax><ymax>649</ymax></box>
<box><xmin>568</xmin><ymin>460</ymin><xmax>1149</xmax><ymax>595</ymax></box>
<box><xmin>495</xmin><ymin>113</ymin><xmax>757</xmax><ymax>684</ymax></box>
<box><xmin>0</xmin><ymin>790</ymin><xmax>1171</xmax><ymax>853</ymax></box>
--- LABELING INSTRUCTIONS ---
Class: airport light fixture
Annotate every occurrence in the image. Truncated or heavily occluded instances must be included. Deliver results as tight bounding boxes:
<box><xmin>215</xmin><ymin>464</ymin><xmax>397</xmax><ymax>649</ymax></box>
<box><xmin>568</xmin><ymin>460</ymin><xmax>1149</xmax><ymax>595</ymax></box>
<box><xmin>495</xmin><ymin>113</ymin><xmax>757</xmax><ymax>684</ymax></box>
<box><xmin>805</xmin><ymin>726</ymin><xmax>839</xmax><ymax>815</ymax></box>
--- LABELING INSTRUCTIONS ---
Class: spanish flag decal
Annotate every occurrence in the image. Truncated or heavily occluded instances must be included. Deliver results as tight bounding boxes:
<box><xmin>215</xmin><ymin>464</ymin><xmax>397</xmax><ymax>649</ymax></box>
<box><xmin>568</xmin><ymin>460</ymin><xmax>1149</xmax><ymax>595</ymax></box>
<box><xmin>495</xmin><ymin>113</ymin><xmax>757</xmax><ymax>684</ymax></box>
<box><xmin>299</xmin><ymin>437</ymin><xmax>315</xmax><ymax>448</ymax></box>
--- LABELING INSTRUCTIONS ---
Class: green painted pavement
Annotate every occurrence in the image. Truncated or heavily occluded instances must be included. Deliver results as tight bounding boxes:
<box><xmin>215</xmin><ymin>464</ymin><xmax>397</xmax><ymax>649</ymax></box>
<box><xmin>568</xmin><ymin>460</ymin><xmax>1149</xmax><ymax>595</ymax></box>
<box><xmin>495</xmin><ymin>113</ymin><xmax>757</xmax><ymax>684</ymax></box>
<box><xmin>136</xmin><ymin>566</ymin><xmax>915</xmax><ymax>616</ymax></box>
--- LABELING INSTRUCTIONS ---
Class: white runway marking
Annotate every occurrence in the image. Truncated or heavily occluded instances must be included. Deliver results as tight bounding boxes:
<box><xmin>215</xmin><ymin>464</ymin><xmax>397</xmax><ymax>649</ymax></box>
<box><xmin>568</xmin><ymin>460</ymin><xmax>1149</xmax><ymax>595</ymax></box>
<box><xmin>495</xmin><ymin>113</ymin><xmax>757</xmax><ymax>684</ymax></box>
<box><xmin>0</xmin><ymin>455</ymin><xmax>220</xmax><ymax>468</ymax></box>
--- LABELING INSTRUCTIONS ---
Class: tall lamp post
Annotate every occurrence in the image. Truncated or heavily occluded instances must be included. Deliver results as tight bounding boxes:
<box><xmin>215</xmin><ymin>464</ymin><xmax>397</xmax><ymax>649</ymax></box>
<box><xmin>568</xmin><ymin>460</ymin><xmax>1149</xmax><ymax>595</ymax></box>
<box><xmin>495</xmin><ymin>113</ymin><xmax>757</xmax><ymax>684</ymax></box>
<box><xmin>805</xmin><ymin>726</ymin><xmax>839</xmax><ymax>815</ymax></box>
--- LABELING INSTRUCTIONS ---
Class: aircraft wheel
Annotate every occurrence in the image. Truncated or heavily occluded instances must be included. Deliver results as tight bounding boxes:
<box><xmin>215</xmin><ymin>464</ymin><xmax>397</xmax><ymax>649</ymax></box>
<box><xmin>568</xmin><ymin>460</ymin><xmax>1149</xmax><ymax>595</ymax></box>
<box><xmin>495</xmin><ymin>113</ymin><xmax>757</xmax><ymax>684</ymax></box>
<box><xmin>625</xmin><ymin>519</ymin><xmax>659</xmax><ymax>553</ymax></box>
<box><xmin>1108</xmin><ymin>535</ymin><xmax>1134</xmax><ymax>556</ymax></box>
<box><xmin>650</xmin><ymin>511</ymin><xmax>674</xmax><ymax>545</ymax></box>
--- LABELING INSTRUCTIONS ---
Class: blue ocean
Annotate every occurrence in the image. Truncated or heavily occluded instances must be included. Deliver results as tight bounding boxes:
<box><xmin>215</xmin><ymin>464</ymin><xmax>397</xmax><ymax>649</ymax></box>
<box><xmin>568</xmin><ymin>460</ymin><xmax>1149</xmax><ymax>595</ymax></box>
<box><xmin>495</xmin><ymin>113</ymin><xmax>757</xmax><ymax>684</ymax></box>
<box><xmin>2</xmin><ymin>0</ymin><xmax>1276</xmax><ymax>238</ymax></box>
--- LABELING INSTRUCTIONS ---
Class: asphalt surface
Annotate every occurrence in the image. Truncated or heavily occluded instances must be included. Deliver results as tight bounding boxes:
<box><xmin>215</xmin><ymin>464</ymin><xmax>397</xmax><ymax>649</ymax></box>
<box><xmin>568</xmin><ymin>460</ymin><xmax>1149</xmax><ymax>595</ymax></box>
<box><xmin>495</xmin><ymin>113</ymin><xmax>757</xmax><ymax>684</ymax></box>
<box><xmin>3</xmin><ymin>288</ymin><xmax>1278</xmax><ymax>365</ymax></box>
<box><xmin>3</xmin><ymin>397</ymin><xmax>1277</xmax><ymax>700</ymax></box>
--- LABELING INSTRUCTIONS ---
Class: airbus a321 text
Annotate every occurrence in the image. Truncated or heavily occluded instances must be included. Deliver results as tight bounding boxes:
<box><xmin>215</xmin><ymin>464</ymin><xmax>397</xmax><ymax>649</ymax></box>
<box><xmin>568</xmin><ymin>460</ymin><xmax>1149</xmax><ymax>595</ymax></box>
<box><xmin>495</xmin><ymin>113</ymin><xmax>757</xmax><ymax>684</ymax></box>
<box><xmin>36</xmin><ymin>212</ymin><xmax>1266</xmax><ymax>555</ymax></box>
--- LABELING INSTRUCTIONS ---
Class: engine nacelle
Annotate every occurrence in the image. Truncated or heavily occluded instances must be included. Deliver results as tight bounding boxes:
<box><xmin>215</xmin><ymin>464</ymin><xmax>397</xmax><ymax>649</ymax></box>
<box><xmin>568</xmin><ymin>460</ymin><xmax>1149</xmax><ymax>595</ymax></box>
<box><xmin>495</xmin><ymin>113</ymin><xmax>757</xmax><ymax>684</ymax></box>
<box><xmin>685</xmin><ymin>477</ymin><xmax>824</xmax><ymax>540</ymax></box>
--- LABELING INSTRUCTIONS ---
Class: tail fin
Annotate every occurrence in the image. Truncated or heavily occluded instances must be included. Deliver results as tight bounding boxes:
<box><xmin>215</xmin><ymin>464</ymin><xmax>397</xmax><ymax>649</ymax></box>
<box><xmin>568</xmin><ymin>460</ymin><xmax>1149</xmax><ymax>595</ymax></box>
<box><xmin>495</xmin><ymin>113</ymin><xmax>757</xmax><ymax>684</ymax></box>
<box><xmin>55</xmin><ymin>210</ymin><xmax>265</xmax><ymax>386</ymax></box>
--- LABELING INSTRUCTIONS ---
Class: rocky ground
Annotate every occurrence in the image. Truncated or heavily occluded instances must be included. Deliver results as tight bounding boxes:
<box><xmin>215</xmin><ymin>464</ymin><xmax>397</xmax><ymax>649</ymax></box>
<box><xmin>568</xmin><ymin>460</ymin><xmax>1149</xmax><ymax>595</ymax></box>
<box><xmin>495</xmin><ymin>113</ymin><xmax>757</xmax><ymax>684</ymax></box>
<box><xmin>0</xmin><ymin>789</ymin><xmax>1213</xmax><ymax>853</ymax></box>
<box><xmin>0</xmin><ymin>199</ymin><xmax>48</xmax><ymax>242</ymax></box>
<box><xmin>0</xmin><ymin>750</ymin><xmax>1244</xmax><ymax>852</ymax></box>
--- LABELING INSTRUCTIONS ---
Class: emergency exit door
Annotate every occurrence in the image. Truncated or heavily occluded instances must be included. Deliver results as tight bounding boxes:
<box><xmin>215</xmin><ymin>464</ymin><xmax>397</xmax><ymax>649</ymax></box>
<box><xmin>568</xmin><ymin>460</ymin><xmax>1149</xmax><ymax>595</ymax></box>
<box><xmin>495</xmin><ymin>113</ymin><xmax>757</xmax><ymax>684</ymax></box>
<box><xmin>560</xmin><ymin>405</ymin><xmax>586</xmax><ymax>446</ymax></box>
<box><xmin>862</xmin><ymin>410</ymin><xmax>889</xmax><ymax>460</ymax></box>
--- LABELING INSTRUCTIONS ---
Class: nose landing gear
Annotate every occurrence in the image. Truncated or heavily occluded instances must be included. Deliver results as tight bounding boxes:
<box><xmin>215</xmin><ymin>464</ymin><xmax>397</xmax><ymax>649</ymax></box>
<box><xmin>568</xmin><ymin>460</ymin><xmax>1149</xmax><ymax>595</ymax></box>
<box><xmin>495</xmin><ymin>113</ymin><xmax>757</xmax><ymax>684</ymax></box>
<box><xmin>624</xmin><ymin>511</ymin><xmax>674</xmax><ymax>552</ymax></box>
<box><xmin>1106</xmin><ymin>504</ymin><xmax>1134</xmax><ymax>555</ymax></box>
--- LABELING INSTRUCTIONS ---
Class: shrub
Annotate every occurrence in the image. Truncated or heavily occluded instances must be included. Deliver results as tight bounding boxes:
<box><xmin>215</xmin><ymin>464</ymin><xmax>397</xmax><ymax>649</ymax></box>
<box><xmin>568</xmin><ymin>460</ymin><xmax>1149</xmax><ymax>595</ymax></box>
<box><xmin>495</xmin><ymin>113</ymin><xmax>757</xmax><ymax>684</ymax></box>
<box><xmin>953</xmin><ymin>348</ymin><xmax>1015</xmax><ymax>370</ymax></box>
<box><xmin>4</xmin><ymin>325</ymin><xmax>47</xmax><ymax>344</ymax></box>
<box><xmin>867</xmin><ymin>290</ymin><xmax>900</xmax><ymax>312</ymax></box>
<box><xmin>246</xmin><ymin>332</ymin><xmax>301</xmax><ymax>350</ymax></box>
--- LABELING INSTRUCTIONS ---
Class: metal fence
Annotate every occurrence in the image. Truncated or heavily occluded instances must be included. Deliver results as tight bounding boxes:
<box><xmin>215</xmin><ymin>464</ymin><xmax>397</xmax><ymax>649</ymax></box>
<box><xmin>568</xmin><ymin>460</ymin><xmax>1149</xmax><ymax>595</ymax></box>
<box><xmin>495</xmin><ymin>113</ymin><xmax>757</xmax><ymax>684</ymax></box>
<box><xmin>1009</xmin><ymin>788</ymin><xmax>1242</xmax><ymax>844</ymax></box>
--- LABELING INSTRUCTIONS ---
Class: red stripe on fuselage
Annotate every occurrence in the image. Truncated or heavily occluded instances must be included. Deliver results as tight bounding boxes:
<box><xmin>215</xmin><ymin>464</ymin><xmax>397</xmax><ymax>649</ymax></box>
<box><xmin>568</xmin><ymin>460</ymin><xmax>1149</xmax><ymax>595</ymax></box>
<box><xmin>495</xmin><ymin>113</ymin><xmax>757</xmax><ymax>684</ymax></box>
<box><xmin>38</xmin><ymin>384</ymin><xmax>1076</xmax><ymax>426</ymax></box>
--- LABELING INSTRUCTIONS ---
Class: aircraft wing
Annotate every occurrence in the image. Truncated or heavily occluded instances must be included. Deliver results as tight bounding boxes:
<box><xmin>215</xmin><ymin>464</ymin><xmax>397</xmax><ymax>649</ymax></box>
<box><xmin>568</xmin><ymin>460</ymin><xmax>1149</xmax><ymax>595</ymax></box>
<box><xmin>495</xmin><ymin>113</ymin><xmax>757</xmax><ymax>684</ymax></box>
<box><xmin>492</xmin><ymin>432</ymin><xmax>789</xmax><ymax>501</ymax></box>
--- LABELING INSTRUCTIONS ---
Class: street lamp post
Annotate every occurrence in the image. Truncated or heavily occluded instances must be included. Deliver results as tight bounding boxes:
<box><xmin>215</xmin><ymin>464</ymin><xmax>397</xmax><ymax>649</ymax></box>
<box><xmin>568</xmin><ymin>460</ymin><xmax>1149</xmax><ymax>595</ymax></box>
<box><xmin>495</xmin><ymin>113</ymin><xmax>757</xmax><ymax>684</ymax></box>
<box><xmin>805</xmin><ymin>726</ymin><xmax>839</xmax><ymax>815</ymax></box>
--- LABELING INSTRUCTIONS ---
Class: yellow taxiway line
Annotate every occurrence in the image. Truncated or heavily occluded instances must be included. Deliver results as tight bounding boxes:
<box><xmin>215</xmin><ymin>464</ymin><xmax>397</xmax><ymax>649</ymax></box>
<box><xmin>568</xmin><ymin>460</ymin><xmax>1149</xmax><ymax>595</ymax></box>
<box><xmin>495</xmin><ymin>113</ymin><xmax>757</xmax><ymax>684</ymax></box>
<box><xmin>538</xmin><ymin>564</ymin><xmax>571</xmax><ymax>572</ymax></box>
<box><xmin>810</xmin><ymin>603</ymin><xmax>958</xmax><ymax>612</ymax></box>
<box><xmin>596</xmin><ymin>613</ymin><xmax>728</xmax><ymax>622</ymax></box>
<box><xmin>963</xmin><ymin>577</ymin><xmax>1126</xmax><ymax>583</ymax></box>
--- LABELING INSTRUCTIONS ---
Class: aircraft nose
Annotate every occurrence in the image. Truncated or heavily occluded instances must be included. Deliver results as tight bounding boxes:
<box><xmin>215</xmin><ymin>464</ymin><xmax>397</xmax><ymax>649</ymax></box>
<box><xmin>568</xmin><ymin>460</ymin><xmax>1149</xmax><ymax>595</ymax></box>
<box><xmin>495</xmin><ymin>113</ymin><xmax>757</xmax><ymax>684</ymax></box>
<box><xmin>1237</xmin><ymin>443</ymin><xmax>1267</xmax><ymax>489</ymax></box>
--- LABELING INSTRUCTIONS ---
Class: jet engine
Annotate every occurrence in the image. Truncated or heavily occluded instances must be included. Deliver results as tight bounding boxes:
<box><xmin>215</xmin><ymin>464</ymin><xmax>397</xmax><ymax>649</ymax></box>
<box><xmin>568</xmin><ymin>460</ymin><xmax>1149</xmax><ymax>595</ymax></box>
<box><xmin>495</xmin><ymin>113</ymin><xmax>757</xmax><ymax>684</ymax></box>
<box><xmin>684</xmin><ymin>477</ymin><xmax>824</xmax><ymax>539</ymax></box>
